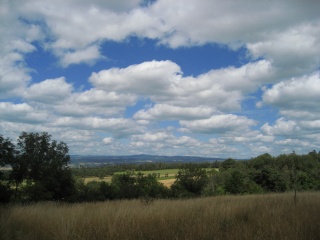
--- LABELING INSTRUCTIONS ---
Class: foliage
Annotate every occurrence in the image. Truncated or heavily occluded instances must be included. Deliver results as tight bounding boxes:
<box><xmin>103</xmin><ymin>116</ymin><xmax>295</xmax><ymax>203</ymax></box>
<box><xmin>171</xmin><ymin>164</ymin><xmax>209</xmax><ymax>197</ymax></box>
<box><xmin>1</xmin><ymin>132</ymin><xmax>320</xmax><ymax>203</ymax></box>
<box><xmin>0</xmin><ymin>135</ymin><xmax>15</xmax><ymax>203</ymax></box>
<box><xmin>2</xmin><ymin>132</ymin><xmax>75</xmax><ymax>202</ymax></box>
<box><xmin>72</xmin><ymin>161</ymin><xmax>217</xmax><ymax>178</ymax></box>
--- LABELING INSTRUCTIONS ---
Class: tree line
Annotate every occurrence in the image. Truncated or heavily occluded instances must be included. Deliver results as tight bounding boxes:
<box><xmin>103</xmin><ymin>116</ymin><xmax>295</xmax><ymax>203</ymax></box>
<box><xmin>72</xmin><ymin>161</ymin><xmax>217</xmax><ymax>179</ymax></box>
<box><xmin>1</xmin><ymin>132</ymin><xmax>320</xmax><ymax>203</ymax></box>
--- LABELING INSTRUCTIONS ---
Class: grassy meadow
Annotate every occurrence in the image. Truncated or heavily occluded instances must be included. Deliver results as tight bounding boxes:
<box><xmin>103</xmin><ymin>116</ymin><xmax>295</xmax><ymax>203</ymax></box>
<box><xmin>83</xmin><ymin>168</ymin><xmax>218</xmax><ymax>186</ymax></box>
<box><xmin>1</xmin><ymin>191</ymin><xmax>320</xmax><ymax>240</ymax></box>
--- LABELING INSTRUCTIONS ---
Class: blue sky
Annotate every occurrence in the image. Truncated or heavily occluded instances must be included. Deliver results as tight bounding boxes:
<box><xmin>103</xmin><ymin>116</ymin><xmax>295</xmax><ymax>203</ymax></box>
<box><xmin>1</xmin><ymin>0</ymin><xmax>320</xmax><ymax>158</ymax></box>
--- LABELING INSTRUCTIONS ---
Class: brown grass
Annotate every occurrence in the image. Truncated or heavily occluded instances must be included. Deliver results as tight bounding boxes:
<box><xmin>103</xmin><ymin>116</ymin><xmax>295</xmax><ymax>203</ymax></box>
<box><xmin>1</xmin><ymin>192</ymin><xmax>320</xmax><ymax>240</ymax></box>
<box><xmin>159</xmin><ymin>178</ymin><xmax>175</xmax><ymax>187</ymax></box>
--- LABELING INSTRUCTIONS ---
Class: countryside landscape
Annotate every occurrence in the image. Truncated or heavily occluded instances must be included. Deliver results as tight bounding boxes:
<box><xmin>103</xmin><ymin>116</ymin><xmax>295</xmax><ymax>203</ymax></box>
<box><xmin>2</xmin><ymin>0</ymin><xmax>320</xmax><ymax>239</ymax></box>
<box><xmin>1</xmin><ymin>132</ymin><xmax>320</xmax><ymax>239</ymax></box>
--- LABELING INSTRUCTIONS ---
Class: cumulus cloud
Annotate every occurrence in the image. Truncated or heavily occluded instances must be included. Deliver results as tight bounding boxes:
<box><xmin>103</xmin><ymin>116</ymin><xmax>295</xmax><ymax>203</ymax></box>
<box><xmin>59</xmin><ymin>45</ymin><xmax>102</xmax><ymax>67</ymax></box>
<box><xmin>134</xmin><ymin>104</ymin><xmax>214</xmax><ymax>121</ymax></box>
<box><xmin>180</xmin><ymin>114</ymin><xmax>257</xmax><ymax>134</ymax></box>
<box><xmin>52</xmin><ymin>117</ymin><xmax>143</xmax><ymax>137</ymax></box>
<box><xmin>130</xmin><ymin>131</ymin><xmax>201</xmax><ymax>155</ymax></box>
<box><xmin>90</xmin><ymin>59</ymin><xmax>273</xmax><ymax>115</ymax></box>
<box><xmin>1</xmin><ymin>0</ymin><xmax>320</xmax><ymax>157</ymax></box>
<box><xmin>261</xmin><ymin>118</ymin><xmax>300</xmax><ymax>137</ymax></box>
<box><xmin>3</xmin><ymin>0</ymin><xmax>320</xmax><ymax>73</ymax></box>
<box><xmin>74</xmin><ymin>89</ymin><xmax>137</xmax><ymax>108</ymax></box>
<box><xmin>103</xmin><ymin>137</ymin><xmax>113</xmax><ymax>145</ymax></box>
<box><xmin>24</xmin><ymin>77</ymin><xmax>73</xmax><ymax>103</ymax></box>
<box><xmin>262</xmin><ymin>72</ymin><xmax>320</xmax><ymax>111</ymax></box>
<box><xmin>0</xmin><ymin>53</ymin><xmax>31</xmax><ymax>97</ymax></box>
<box><xmin>90</xmin><ymin>60</ymin><xmax>182</xmax><ymax>96</ymax></box>
<box><xmin>0</xmin><ymin>102</ymin><xmax>48</xmax><ymax>124</ymax></box>
<box><xmin>54</xmin><ymin>88</ymin><xmax>137</xmax><ymax>117</ymax></box>
<box><xmin>0</xmin><ymin>1</ymin><xmax>43</xmax><ymax>97</ymax></box>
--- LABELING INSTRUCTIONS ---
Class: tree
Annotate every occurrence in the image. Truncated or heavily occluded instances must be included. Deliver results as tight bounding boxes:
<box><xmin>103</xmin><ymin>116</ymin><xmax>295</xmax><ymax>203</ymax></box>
<box><xmin>111</xmin><ymin>173</ymin><xmax>140</xmax><ymax>199</ymax></box>
<box><xmin>0</xmin><ymin>135</ymin><xmax>15</xmax><ymax>165</ymax></box>
<box><xmin>136</xmin><ymin>172</ymin><xmax>169</xmax><ymax>198</ymax></box>
<box><xmin>11</xmin><ymin>132</ymin><xmax>75</xmax><ymax>201</ymax></box>
<box><xmin>171</xmin><ymin>164</ymin><xmax>208</xmax><ymax>197</ymax></box>
<box><xmin>0</xmin><ymin>135</ymin><xmax>15</xmax><ymax>203</ymax></box>
<box><xmin>251</xmin><ymin>166</ymin><xmax>286</xmax><ymax>192</ymax></box>
<box><xmin>220</xmin><ymin>158</ymin><xmax>238</xmax><ymax>171</ymax></box>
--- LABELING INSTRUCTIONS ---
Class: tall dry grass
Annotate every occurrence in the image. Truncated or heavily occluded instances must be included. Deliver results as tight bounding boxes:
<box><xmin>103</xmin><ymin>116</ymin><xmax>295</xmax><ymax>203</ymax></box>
<box><xmin>1</xmin><ymin>192</ymin><xmax>319</xmax><ymax>240</ymax></box>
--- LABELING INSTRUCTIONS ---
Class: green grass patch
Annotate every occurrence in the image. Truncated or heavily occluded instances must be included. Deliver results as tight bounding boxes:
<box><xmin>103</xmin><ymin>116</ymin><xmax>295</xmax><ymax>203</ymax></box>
<box><xmin>83</xmin><ymin>168</ymin><xmax>218</xmax><ymax>183</ymax></box>
<box><xmin>114</xmin><ymin>168</ymin><xmax>180</xmax><ymax>176</ymax></box>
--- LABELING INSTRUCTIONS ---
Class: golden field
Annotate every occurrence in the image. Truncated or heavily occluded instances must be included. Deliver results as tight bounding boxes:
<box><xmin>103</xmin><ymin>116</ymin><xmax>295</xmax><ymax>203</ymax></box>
<box><xmin>1</xmin><ymin>192</ymin><xmax>319</xmax><ymax>240</ymax></box>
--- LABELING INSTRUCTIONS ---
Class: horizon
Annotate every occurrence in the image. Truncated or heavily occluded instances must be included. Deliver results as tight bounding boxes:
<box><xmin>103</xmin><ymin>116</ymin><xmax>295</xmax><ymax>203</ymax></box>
<box><xmin>1</xmin><ymin>0</ymin><xmax>320</xmax><ymax>159</ymax></box>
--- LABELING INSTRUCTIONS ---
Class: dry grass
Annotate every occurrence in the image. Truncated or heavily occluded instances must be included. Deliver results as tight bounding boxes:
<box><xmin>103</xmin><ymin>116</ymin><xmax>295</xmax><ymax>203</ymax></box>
<box><xmin>1</xmin><ymin>192</ymin><xmax>320</xmax><ymax>240</ymax></box>
<box><xmin>159</xmin><ymin>178</ymin><xmax>176</xmax><ymax>187</ymax></box>
<box><xmin>83</xmin><ymin>176</ymin><xmax>113</xmax><ymax>183</ymax></box>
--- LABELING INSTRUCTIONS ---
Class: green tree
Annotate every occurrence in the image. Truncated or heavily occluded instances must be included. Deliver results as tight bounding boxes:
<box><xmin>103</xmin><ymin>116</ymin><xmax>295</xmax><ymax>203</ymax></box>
<box><xmin>0</xmin><ymin>135</ymin><xmax>15</xmax><ymax>165</ymax></box>
<box><xmin>171</xmin><ymin>164</ymin><xmax>208</xmax><ymax>197</ymax></box>
<box><xmin>203</xmin><ymin>169</ymin><xmax>226</xmax><ymax>196</ymax></box>
<box><xmin>251</xmin><ymin>166</ymin><xmax>287</xmax><ymax>192</ymax></box>
<box><xmin>111</xmin><ymin>173</ymin><xmax>139</xmax><ymax>199</ymax></box>
<box><xmin>12</xmin><ymin>132</ymin><xmax>75</xmax><ymax>201</ymax></box>
<box><xmin>220</xmin><ymin>158</ymin><xmax>238</xmax><ymax>171</ymax></box>
<box><xmin>0</xmin><ymin>135</ymin><xmax>15</xmax><ymax>203</ymax></box>
<box><xmin>136</xmin><ymin>172</ymin><xmax>169</xmax><ymax>198</ymax></box>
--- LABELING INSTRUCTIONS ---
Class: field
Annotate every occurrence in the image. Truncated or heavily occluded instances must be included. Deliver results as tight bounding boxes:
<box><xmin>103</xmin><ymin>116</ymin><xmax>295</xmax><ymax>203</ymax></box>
<box><xmin>83</xmin><ymin>168</ymin><xmax>217</xmax><ymax>186</ymax></box>
<box><xmin>83</xmin><ymin>169</ymin><xmax>179</xmax><ymax>185</ymax></box>
<box><xmin>1</xmin><ymin>192</ymin><xmax>319</xmax><ymax>240</ymax></box>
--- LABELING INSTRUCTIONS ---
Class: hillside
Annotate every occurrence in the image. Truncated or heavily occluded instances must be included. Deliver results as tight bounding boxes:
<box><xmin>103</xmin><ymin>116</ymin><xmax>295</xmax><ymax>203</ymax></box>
<box><xmin>70</xmin><ymin>154</ymin><xmax>224</xmax><ymax>165</ymax></box>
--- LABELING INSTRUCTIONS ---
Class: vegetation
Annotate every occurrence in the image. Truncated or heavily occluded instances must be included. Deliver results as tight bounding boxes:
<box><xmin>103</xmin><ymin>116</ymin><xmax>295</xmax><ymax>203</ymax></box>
<box><xmin>1</xmin><ymin>132</ymin><xmax>320</xmax><ymax>203</ymax></box>
<box><xmin>1</xmin><ymin>132</ymin><xmax>320</xmax><ymax>239</ymax></box>
<box><xmin>1</xmin><ymin>192</ymin><xmax>320</xmax><ymax>240</ymax></box>
<box><xmin>71</xmin><ymin>161</ymin><xmax>217</xmax><ymax>178</ymax></box>
<box><xmin>1</xmin><ymin>132</ymin><xmax>75</xmax><ymax>202</ymax></box>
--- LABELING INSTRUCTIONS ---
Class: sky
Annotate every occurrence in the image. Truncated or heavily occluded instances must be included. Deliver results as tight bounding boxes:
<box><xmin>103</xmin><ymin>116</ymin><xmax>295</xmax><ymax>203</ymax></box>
<box><xmin>1</xmin><ymin>0</ymin><xmax>320</xmax><ymax>158</ymax></box>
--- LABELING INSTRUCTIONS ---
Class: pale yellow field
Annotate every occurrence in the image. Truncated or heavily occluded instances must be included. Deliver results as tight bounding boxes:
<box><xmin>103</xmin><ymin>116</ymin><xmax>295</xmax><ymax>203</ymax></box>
<box><xmin>159</xmin><ymin>178</ymin><xmax>175</xmax><ymax>187</ymax></box>
<box><xmin>83</xmin><ymin>176</ymin><xmax>112</xmax><ymax>183</ymax></box>
<box><xmin>83</xmin><ymin>173</ymin><xmax>176</xmax><ymax>186</ymax></box>
<box><xmin>2</xmin><ymin>192</ymin><xmax>320</xmax><ymax>240</ymax></box>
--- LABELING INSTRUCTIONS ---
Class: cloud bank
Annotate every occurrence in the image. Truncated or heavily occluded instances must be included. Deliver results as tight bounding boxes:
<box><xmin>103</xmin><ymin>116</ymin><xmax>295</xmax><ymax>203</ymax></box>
<box><xmin>1</xmin><ymin>0</ymin><xmax>320</xmax><ymax>158</ymax></box>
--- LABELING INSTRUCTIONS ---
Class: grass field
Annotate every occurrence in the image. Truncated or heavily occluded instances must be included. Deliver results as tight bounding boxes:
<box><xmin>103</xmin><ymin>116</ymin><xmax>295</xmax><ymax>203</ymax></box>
<box><xmin>83</xmin><ymin>169</ymin><xmax>180</xmax><ymax>185</ymax></box>
<box><xmin>83</xmin><ymin>168</ymin><xmax>217</xmax><ymax>185</ymax></box>
<box><xmin>114</xmin><ymin>168</ymin><xmax>180</xmax><ymax>176</ymax></box>
<box><xmin>1</xmin><ymin>192</ymin><xmax>319</xmax><ymax>240</ymax></box>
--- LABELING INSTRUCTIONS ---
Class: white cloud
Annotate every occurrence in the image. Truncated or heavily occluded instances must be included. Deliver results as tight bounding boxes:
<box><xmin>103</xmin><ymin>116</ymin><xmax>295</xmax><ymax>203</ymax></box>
<box><xmin>130</xmin><ymin>131</ymin><xmax>201</xmax><ymax>155</ymax></box>
<box><xmin>0</xmin><ymin>1</ymin><xmax>43</xmax><ymax>97</ymax></box>
<box><xmin>262</xmin><ymin>72</ymin><xmax>320</xmax><ymax>111</ymax></box>
<box><xmin>52</xmin><ymin>117</ymin><xmax>143</xmax><ymax>137</ymax></box>
<box><xmin>1</xmin><ymin>0</ymin><xmax>320</xmax><ymax>158</ymax></box>
<box><xmin>60</xmin><ymin>45</ymin><xmax>102</xmax><ymax>67</ymax></box>
<box><xmin>103</xmin><ymin>137</ymin><xmax>113</xmax><ymax>145</ymax></box>
<box><xmin>74</xmin><ymin>89</ymin><xmax>137</xmax><ymax>108</ymax></box>
<box><xmin>90</xmin><ymin>60</ymin><xmax>273</xmax><ymax>113</ymax></box>
<box><xmin>150</xmin><ymin>0</ymin><xmax>320</xmax><ymax>47</ymax></box>
<box><xmin>134</xmin><ymin>104</ymin><xmax>214</xmax><ymax>121</ymax></box>
<box><xmin>3</xmin><ymin>0</ymin><xmax>320</xmax><ymax>74</ymax></box>
<box><xmin>54</xmin><ymin>88</ymin><xmax>137</xmax><ymax>117</ymax></box>
<box><xmin>261</xmin><ymin>118</ymin><xmax>300</xmax><ymax>137</ymax></box>
<box><xmin>180</xmin><ymin>114</ymin><xmax>256</xmax><ymax>134</ymax></box>
<box><xmin>247</xmin><ymin>23</ymin><xmax>320</xmax><ymax>77</ymax></box>
<box><xmin>0</xmin><ymin>102</ymin><xmax>48</xmax><ymax>123</ymax></box>
<box><xmin>0</xmin><ymin>53</ymin><xmax>31</xmax><ymax>97</ymax></box>
<box><xmin>90</xmin><ymin>60</ymin><xmax>182</xmax><ymax>96</ymax></box>
<box><xmin>24</xmin><ymin>77</ymin><xmax>73</xmax><ymax>103</ymax></box>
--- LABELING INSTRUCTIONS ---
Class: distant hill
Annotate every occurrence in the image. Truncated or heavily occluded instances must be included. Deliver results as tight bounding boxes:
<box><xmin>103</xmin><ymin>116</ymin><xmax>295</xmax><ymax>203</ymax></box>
<box><xmin>70</xmin><ymin>154</ymin><xmax>224</xmax><ymax>165</ymax></box>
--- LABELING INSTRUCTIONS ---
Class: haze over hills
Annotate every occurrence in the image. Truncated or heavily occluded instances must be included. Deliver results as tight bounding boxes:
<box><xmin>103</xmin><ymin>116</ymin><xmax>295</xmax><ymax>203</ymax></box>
<box><xmin>70</xmin><ymin>154</ymin><xmax>225</xmax><ymax>165</ymax></box>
